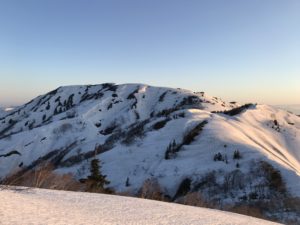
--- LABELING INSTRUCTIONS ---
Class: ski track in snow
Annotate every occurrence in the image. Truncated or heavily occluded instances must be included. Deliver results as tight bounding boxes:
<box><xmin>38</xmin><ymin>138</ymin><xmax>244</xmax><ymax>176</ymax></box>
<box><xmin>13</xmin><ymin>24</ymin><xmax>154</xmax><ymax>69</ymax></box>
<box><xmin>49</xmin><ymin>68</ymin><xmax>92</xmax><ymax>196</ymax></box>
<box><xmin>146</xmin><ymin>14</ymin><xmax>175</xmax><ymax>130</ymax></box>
<box><xmin>0</xmin><ymin>188</ymin><xmax>280</xmax><ymax>225</ymax></box>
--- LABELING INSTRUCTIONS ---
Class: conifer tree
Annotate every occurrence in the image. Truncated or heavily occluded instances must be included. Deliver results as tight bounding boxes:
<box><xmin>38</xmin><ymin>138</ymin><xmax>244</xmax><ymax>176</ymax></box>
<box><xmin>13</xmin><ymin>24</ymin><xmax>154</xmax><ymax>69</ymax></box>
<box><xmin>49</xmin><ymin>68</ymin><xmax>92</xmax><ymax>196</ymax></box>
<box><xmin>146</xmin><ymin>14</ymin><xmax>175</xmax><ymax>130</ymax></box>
<box><xmin>87</xmin><ymin>157</ymin><xmax>110</xmax><ymax>192</ymax></box>
<box><xmin>233</xmin><ymin>150</ymin><xmax>242</xmax><ymax>160</ymax></box>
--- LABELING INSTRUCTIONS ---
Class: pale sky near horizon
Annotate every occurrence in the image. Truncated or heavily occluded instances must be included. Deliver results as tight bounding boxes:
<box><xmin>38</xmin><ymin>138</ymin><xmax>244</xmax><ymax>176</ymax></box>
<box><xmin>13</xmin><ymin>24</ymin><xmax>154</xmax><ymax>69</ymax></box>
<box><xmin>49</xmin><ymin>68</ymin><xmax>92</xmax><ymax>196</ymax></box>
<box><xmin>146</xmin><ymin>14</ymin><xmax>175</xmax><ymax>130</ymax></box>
<box><xmin>0</xmin><ymin>0</ymin><xmax>299</xmax><ymax>106</ymax></box>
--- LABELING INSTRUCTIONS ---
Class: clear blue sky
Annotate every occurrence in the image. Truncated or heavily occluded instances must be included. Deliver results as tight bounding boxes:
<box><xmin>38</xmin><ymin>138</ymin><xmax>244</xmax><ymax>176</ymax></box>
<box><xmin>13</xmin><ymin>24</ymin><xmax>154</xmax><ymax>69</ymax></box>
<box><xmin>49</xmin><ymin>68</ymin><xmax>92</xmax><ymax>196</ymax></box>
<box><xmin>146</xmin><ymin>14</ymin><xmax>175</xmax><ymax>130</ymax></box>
<box><xmin>0</xmin><ymin>0</ymin><xmax>299</xmax><ymax>106</ymax></box>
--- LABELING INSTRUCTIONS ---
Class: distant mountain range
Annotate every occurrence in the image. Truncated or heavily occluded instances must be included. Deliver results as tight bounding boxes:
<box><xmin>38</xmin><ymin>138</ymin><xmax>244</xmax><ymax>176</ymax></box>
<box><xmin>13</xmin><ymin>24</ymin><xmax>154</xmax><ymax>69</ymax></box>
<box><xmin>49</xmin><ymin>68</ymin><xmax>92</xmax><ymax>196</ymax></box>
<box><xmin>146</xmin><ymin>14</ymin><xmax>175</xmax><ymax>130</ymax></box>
<box><xmin>0</xmin><ymin>83</ymin><xmax>299</xmax><ymax>223</ymax></box>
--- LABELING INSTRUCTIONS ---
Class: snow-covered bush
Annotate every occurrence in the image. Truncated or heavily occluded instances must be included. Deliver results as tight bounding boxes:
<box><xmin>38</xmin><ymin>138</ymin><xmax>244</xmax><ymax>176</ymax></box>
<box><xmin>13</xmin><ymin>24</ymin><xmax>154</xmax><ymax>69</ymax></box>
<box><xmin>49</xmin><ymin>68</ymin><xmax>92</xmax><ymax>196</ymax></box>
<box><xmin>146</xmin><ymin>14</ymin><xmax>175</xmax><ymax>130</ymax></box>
<box><xmin>53</xmin><ymin>123</ymin><xmax>73</xmax><ymax>134</ymax></box>
<box><xmin>66</xmin><ymin>109</ymin><xmax>76</xmax><ymax>118</ymax></box>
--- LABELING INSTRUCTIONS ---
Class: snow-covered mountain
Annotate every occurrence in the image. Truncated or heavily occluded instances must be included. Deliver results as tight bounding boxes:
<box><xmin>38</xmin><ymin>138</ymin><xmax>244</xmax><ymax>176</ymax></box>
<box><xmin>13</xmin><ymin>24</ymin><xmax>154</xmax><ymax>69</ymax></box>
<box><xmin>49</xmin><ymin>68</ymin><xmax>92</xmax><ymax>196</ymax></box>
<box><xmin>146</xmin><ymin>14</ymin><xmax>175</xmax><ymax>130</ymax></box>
<box><xmin>0</xmin><ymin>187</ymin><xmax>279</xmax><ymax>225</ymax></box>
<box><xmin>0</xmin><ymin>107</ymin><xmax>14</xmax><ymax>117</ymax></box>
<box><xmin>0</xmin><ymin>83</ymin><xmax>300</xmax><ymax>221</ymax></box>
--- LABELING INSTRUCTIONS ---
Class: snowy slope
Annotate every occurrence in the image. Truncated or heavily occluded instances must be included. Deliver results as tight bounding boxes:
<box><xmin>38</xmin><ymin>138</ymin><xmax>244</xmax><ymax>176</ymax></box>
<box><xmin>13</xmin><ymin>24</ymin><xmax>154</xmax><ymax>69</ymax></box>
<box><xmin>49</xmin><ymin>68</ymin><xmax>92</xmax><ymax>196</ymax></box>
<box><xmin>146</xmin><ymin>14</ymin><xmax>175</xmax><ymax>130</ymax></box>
<box><xmin>275</xmin><ymin>105</ymin><xmax>300</xmax><ymax>115</ymax></box>
<box><xmin>0</xmin><ymin>108</ymin><xmax>13</xmax><ymax>123</ymax></box>
<box><xmin>0</xmin><ymin>108</ymin><xmax>6</xmax><ymax>117</ymax></box>
<box><xmin>0</xmin><ymin>187</ymin><xmax>280</xmax><ymax>225</ymax></box>
<box><xmin>0</xmin><ymin>83</ymin><xmax>300</xmax><ymax>199</ymax></box>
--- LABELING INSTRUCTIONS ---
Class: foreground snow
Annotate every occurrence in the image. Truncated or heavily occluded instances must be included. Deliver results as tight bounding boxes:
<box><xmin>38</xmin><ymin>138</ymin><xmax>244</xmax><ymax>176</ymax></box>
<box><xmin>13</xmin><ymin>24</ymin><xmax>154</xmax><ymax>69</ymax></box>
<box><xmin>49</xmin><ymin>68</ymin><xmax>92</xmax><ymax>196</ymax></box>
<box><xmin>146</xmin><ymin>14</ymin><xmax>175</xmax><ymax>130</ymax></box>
<box><xmin>0</xmin><ymin>187</ymin><xmax>279</xmax><ymax>225</ymax></box>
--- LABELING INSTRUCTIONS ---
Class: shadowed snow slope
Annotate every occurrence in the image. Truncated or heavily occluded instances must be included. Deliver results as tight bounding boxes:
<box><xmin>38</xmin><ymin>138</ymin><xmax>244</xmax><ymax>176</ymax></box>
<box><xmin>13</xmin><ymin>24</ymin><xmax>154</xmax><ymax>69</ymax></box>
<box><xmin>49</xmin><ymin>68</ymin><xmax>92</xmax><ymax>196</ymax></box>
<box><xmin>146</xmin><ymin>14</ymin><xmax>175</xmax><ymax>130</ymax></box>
<box><xmin>0</xmin><ymin>188</ymin><xmax>280</xmax><ymax>225</ymax></box>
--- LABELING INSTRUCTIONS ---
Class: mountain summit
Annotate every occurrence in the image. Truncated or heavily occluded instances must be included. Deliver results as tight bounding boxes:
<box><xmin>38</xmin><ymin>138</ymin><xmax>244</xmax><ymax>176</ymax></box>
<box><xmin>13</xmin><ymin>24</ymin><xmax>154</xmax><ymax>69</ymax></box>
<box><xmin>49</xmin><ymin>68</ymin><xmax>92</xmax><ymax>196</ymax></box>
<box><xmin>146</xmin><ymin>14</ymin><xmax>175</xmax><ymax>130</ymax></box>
<box><xmin>0</xmin><ymin>83</ymin><xmax>300</xmax><ymax>222</ymax></box>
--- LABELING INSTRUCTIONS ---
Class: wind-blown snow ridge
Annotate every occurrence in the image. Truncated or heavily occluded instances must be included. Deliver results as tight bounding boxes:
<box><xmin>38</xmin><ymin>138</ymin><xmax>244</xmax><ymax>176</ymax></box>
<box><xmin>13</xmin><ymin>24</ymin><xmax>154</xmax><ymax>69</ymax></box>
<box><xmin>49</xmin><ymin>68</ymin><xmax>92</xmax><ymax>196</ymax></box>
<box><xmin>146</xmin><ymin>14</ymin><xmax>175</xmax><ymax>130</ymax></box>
<box><xmin>0</xmin><ymin>187</ymin><xmax>280</xmax><ymax>225</ymax></box>
<box><xmin>0</xmin><ymin>83</ymin><xmax>300</xmax><ymax>198</ymax></box>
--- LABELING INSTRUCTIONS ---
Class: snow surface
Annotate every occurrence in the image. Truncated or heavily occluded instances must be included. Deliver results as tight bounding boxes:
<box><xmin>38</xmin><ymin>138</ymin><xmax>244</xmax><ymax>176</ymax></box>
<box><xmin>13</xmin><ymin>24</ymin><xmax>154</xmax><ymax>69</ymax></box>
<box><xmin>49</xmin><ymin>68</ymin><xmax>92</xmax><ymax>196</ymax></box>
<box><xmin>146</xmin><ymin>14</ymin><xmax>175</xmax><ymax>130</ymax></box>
<box><xmin>0</xmin><ymin>83</ymin><xmax>300</xmax><ymax>197</ymax></box>
<box><xmin>0</xmin><ymin>108</ymin><xmax>4</xmax><ymax>117</ymax></box>
<box><xmin>0</xmin><ymin>187</ymin><xmax>280</xmax><ymax>225</ymax></box>
<box><xmin>275</xmin><ymin>105</ymin><xmax>300</xmax><ymax>115</ymax></box>
<box><xmin>0</xmin><ymin>108</ymin><xmax>13</xmax><ymax>120</ymax></box>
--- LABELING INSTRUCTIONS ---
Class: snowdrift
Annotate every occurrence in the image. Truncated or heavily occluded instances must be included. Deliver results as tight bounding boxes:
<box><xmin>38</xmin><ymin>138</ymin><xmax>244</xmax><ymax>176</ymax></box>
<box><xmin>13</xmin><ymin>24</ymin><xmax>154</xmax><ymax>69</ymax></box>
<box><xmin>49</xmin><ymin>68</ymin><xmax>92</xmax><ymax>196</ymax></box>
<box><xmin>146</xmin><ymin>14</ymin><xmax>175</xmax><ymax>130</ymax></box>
<box><xmin>0</xmin><ymin>187</ymin><xmax>280</xmax><ymax>225</ymax></box>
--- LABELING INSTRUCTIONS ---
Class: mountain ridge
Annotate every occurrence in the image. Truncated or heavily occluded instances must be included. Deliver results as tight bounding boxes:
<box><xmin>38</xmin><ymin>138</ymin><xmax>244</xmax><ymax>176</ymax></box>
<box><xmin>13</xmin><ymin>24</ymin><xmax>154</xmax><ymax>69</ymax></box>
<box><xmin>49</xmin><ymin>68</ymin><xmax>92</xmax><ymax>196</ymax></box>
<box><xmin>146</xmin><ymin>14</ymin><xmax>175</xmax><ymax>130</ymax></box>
<box><xmin>0</xmin><ymin>83</ymin><xmax>300</xmax><ymax>223</ymax></box>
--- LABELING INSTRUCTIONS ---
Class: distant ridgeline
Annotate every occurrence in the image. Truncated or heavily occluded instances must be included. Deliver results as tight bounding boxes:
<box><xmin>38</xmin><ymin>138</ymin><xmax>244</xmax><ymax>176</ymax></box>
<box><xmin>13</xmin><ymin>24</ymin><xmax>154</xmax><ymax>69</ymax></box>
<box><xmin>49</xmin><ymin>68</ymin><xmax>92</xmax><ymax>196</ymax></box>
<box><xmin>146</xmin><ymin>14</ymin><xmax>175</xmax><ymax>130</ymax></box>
<box><xmin>275</xmin><ymin>105</ymin><xmax>300</xmax><ymax>116</ymax></box>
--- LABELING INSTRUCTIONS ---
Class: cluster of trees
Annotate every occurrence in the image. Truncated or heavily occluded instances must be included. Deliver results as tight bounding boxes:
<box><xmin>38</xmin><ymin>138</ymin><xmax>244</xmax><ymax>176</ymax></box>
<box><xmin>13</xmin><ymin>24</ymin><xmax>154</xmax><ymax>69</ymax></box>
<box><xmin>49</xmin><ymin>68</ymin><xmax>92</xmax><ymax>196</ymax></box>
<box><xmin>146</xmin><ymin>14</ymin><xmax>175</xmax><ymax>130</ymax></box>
<box><xmin>165</xmin><ymin>121</ymin><xmax>208</xmax><ymax>160</ymax></box>
<box><xmin>1</xmin><ymin>156</ymin><xmax>111</xmax><ymax>194</ymax></box>
<box><xmin>213</xmin><ymin>150</ymin><xmax>242</xmax><ymax>167</ymax></box>
<box><xmin>127</xmin><ymin>163</ymin><xmax>299</xmax><ymax>224</ymax></box>
<box><xmin>1</xmin><ymin>152</ymin><xmax>299</xmax><ymax>224</ymax></box>
<box><xmin>0</xmin><ymin>163</ymin><xmax>83</xmax><ymax>191</ymax></box>
<box><xmin>212</xmin><ymin>104</ymin><xmax>255</xmax><ymax>116</ymax></box>
<box><xmin>165</xmin><ymin>140</ymin><xmax>178</xmax><ymax>159</ymax></box>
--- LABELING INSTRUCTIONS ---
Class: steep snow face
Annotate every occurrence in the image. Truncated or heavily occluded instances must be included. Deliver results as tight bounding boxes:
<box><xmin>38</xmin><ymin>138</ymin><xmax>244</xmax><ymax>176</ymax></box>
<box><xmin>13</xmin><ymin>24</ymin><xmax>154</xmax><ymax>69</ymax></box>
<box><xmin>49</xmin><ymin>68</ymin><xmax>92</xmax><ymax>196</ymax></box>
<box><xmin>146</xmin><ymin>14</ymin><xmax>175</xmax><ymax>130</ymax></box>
<box><xmin>0</xmin><ymin>187</ymin><xmax>280</xmax><ymax>225</ymax></box>
<box><xmin>0</xmin><ymin>83</ymin><xmax>300</xmax><ymax>198</ymax></box>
